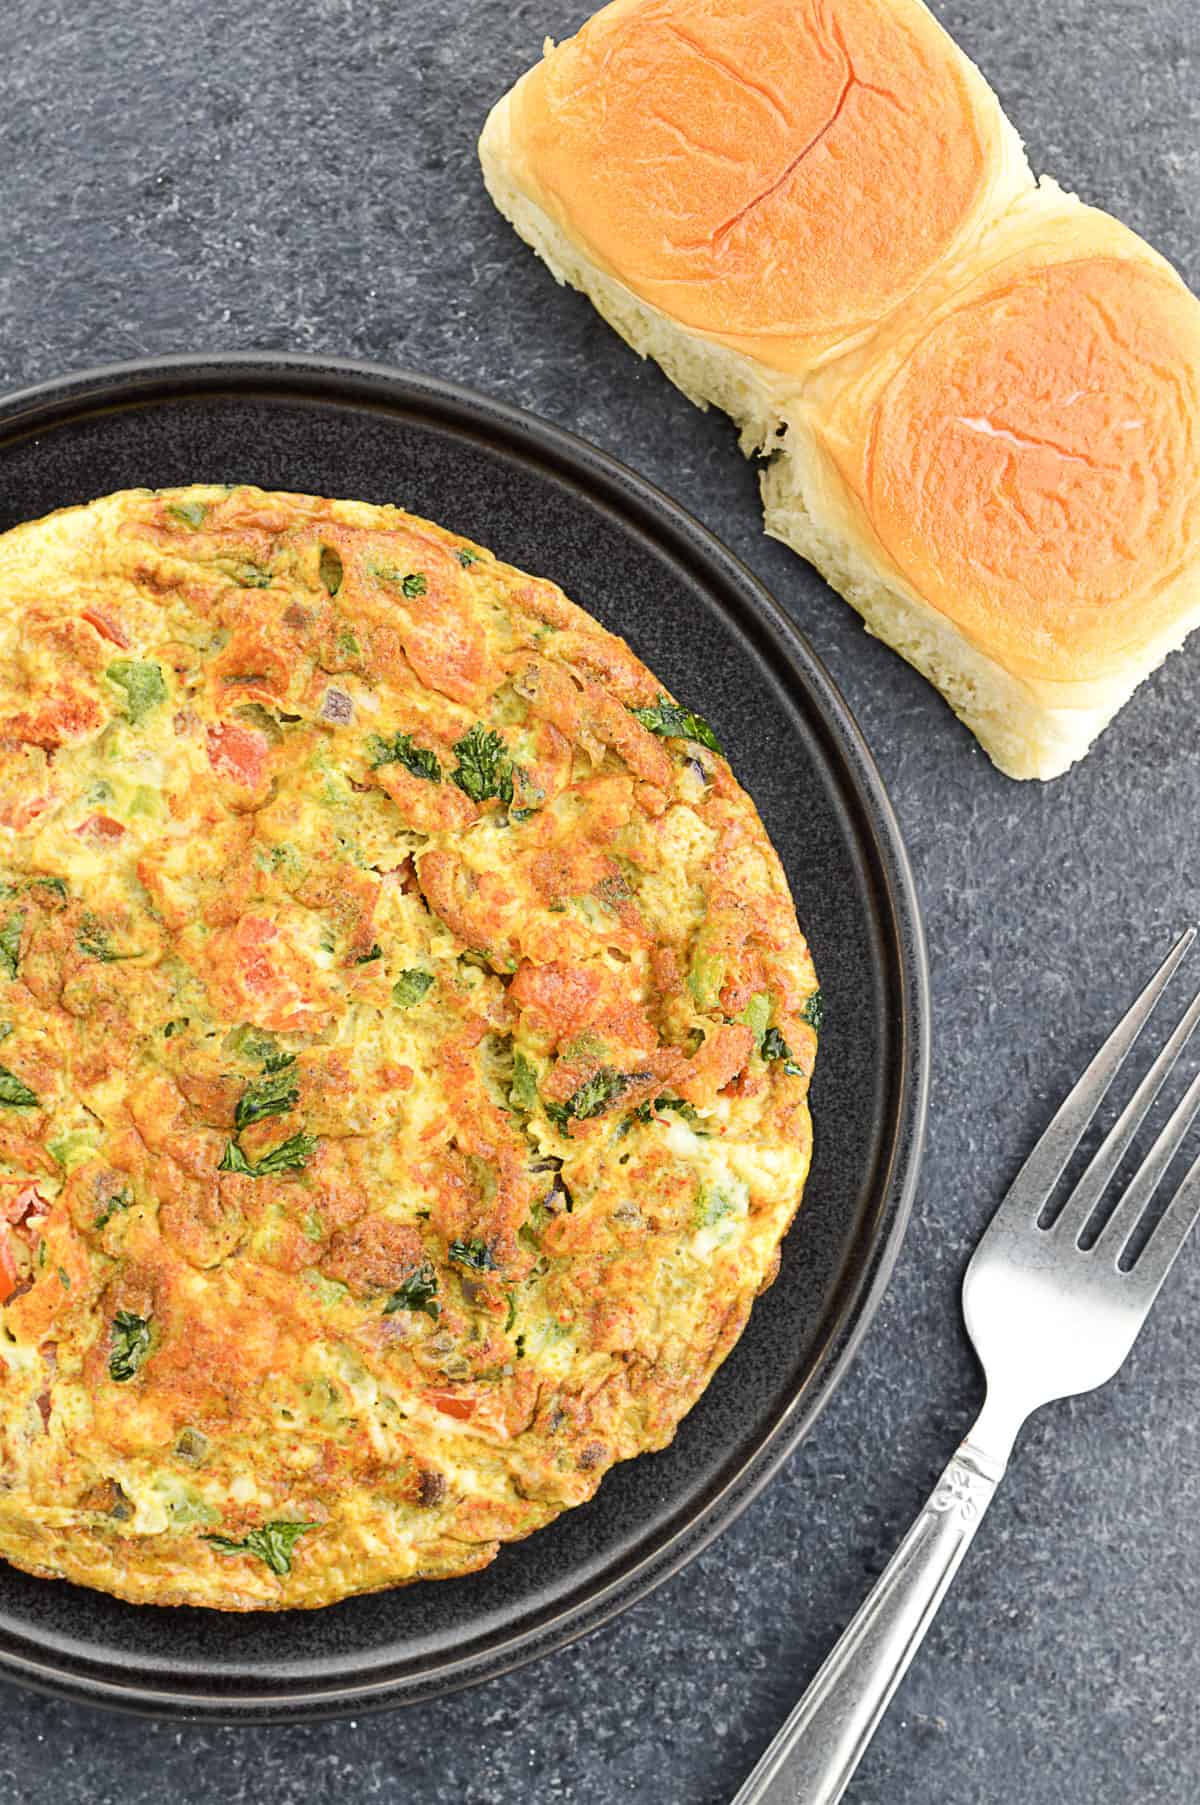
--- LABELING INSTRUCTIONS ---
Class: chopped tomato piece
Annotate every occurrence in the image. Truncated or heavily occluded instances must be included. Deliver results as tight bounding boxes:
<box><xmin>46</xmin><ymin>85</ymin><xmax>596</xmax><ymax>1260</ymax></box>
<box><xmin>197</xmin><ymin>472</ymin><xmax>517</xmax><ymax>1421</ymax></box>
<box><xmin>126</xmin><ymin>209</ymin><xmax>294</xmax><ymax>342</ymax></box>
<box><xmin>207</xmin><ymin>914</ymin><xmax>330</xmax><ymax>1033</ymax></box>
<box><xmin>0</xmin><ymin>1228</ymin><xmax>20</xmax><ymax>1304</ymax></box>
<box><xmin>80</xmin><ymin>608</ymin><xmax>129</xmax><ymax>648</ymax></box>
<box><xmin>206</xmin><ymin>722</ymin><xmax>269</xmax><ymax>789</ymax></box>
<box><xmin>424</xmin><ymin>1390</ymin><xmax>475</xmax><ymax>1421</ymax></box>
<box><xmin>0</xmin><ymin>794</ymin><xmax>53</xmax><ymax>831</ymax></box>
<box><xmin>1</xmin><ymin>688</ymin><xmax>103</xmax><ymax>751</ymax></box>
<box><xmin>75</xmin><ymin>813</ymin><xmax>126</xmax><ymax>840</ymax></box>
<box><xmin>229</xmin><ymin>919</ymin><xmax>287</xmax><ymax>1003</ymax></box>
<box><xmin>0</xmin><ymin>795</ymin><xmax>53</xmax><ymax>831</ymax></box>
<box><xmin>377</xmin><ymin>1063</ymin><xmax>414</xmax><ymax>1091</ymax></box>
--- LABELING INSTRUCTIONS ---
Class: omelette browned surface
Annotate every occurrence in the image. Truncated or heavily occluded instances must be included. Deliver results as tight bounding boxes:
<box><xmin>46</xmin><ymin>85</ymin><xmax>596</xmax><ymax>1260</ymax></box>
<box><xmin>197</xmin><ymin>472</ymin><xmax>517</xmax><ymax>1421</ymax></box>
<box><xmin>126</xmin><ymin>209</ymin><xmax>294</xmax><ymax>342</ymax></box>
<box><xmin>0</xmin><ymin>485</ymin><xmax>817</xmax><ymax>1609</ymax></box>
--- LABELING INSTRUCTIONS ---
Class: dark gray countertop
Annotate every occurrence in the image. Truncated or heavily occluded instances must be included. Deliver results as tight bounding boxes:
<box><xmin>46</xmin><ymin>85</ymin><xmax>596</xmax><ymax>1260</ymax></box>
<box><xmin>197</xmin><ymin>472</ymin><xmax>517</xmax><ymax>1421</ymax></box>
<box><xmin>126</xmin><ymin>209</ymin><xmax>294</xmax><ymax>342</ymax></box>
<box><xmin>1</xmin><ymin>1</ymin><xmax>1198</xmax><ymax>1799</ymax></box>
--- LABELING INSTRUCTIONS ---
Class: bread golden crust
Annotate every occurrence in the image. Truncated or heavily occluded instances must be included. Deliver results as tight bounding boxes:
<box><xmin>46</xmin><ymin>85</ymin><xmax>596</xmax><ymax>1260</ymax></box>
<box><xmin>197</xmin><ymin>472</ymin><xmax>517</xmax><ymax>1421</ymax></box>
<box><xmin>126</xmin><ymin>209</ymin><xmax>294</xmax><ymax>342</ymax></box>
<box><xmin>0</xmin><ymin>485</ymin><xmax>816</xmax><ymax>1609</ymax></box>
<box><xmin>812</xmin><ymin>201</ymin><xmax>1200</xmax><ymax>688</ymax></box>
<box><xmin>497</xmin><ymin>0</ymin><xmax>1031</xmax><ymax>376</ymax></box>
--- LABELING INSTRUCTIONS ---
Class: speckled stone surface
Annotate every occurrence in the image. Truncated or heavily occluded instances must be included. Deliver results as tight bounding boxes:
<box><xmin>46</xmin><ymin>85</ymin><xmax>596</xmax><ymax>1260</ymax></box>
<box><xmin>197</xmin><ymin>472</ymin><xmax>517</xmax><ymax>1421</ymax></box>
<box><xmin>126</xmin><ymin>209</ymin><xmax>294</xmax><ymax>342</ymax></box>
<box><xmin>0</xmin><ymin>1</ymin><xmax>1198</xmax><ymax>1800</ymax></box>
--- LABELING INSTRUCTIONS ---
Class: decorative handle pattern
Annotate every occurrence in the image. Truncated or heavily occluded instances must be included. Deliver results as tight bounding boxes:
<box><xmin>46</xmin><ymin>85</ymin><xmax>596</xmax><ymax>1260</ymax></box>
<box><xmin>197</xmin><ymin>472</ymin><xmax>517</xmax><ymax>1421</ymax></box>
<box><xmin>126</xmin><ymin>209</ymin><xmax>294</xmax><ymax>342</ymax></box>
<box><xmin>929</xmin><ymin>1453</ymin><xmax>995</xmax><ymax>1525</ymax></box>
<box><xmin>730</xmin><ymin>1436</ymin><xmax>1006</xmax><ymax>1805</ymax></box>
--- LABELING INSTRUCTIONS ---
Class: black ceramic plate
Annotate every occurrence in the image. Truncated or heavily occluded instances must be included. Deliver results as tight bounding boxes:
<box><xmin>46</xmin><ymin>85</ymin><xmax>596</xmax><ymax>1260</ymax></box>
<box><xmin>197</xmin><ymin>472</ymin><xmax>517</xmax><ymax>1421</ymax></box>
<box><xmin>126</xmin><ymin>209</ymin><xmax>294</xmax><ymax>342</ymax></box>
<box><xmin>0</xmin><ymin>355</ymin><xmax>928</xmax><ymax>1720</ymax></box>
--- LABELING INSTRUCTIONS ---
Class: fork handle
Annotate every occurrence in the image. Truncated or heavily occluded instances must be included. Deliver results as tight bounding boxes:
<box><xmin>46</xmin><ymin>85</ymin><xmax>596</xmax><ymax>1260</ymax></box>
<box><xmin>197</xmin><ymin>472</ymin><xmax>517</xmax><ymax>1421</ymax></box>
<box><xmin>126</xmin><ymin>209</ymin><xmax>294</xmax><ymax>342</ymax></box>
<box><xmin>730</xmin><ymin>1437</ymin><xmax>1007</xmax><ymax>1805</ymax></box>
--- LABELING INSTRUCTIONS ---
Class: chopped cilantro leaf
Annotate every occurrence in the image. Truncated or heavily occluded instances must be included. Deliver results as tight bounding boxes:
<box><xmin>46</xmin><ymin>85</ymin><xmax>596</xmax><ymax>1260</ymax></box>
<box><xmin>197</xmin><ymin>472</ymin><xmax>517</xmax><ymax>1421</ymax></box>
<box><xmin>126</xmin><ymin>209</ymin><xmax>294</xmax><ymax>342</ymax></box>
<box><xmin>761</xmin><ymin>1026</ymin><xmax>803</xmax><ymax>1076</ymax></box>
<box><xmin>368</xmin><ymin>730</ymin><xmax>442</xmax><ymax>782</ymax></box>
<box><xmin>353</xmin><ymin>943</ymin><xmax>383</xmax><ymax>965</ymax></box>
<box><xmin>243</xmin><ymin>1131</ymin><xmax>315</xmax><ymax>1175</ymax></box>
<box><xmin>549</xmin><ymin>1066</ymin><xmax>633</xmax><ymax>1129</ymax></box>
<box><xmin>630</xmin><ymin>694</ymin><xmax>722</xmax><ymax>754</ymax></box>
<box><xmin>0</xmin><ymin>910</ymin><xmax>24</xmax><ymax>981</ymax></box>
<box><xmin>451</xmin><ymin>725</ymin><xmax>513</xmax><ymax>806</ymax></box>
<box><xmin>109</xmin><ymin>1310</ymin><xmax>152</xmax><ymax>1382</ymax></box>
<box><xmin>95</xmin><ymin>1187</ymin><xmax>132</xmax><ymax>1230</ymax></box>
<box><xmin>800</xmin><ymin>990</ymin><xmax>824</xmax><ymax>1032</ymax></box>
<box><xmin>655</xmin><ymin>1095</ymin><xmax>707</xmax><ymax>1129</ymax></box>
<box><xmin>227</xmin><ymin>1024</ymin><xmax>294</xmax><ymax>1071</ymax></box>
<box><xmin>0</xmin><ymin>1065</ymin><xmax>38</xmax><ymax>1109</ymax></box>
<box><xmin>375</xmin><ymin>566</ymin><xmax>428</xmax><ymax>597</ymax></box>
<box><xmin>383</xmin><ymin>1262</ymin><xmax>439</xmax><ymax>1319</ymax></box>
<box><xmin>565</xmin><ymin>1067</ymin><xmax>630</xmax><ymax>1120</ymax></box>
<box><xmin>106</xmin><ymin>660</ymin><xmax>167</xmax><ymax>726</ymax></box>
<box><xmin>625</xmin><ymin>1093</ymin><xmax>705</xmax><ymax>1133</ymax></box>
<box><xmin>168</xmin><ymin>500</ymin><xmax>207</xmax><ymax>528</ymax></box>
<box><xmin>448</xmin><ymin>1238</ymin><xmax>497</xmax><ymax>1272</ymax></box>
<box><xmin>457</xmin><ymin>548</ymin><xmax>480</xmax><ymax>567</ymax></box>
<box><xmin>77</xmin><ymin>914</ymin><xmax>119</xmax><ymax>962</ymax></box>
<box><xmin>203</xmin><ymin>1520</ymin><xmax>316</xmax><ymax>1576</ymax></box>
<box><xmin>218</xmin><ymin>1132</ymin><xmax>315</xmax><ymax>1177</ymax></box>
<box><xmin>234</xmin><ymin>1068</ymin><xmax>300</xmax><ymax>1133</ymax></box>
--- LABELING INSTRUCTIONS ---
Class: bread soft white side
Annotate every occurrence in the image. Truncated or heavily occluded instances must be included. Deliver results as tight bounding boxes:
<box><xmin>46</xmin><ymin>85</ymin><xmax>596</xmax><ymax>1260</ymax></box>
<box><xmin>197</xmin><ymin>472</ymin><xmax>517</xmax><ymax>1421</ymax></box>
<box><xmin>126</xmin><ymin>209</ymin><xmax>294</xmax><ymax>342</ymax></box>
<box><xmin>480</xmin><ymin>89</ymin><xmax>787</xmax><ymax>455</ymax></box>
<box><xmin>758</xmin><ymin>430</ymin><xmax>1200</xmax><ymax>781</ymax></box>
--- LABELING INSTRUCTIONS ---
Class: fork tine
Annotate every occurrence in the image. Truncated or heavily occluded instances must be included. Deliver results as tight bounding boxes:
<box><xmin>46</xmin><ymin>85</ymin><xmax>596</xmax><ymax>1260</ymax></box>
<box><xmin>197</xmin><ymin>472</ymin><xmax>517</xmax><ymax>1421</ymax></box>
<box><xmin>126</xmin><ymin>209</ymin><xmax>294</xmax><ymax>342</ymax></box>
<box><xmin>992</xmin><ymin>928</ymin><xmax>1195</xmax><ymax>1228</ymax></box>
<box><xmin>1095</xmin><ymin>1064</ymin><xmax>1200</xmax><ymax>1261</ymax></box>
<box><xmin>1122</xmin><ymin>1145</ymin><xmax>1200</xmax><ymax>1297</ymax></box>
<box><xmin>1053</xmin><ymin>983</ymin><xmax>1200</xmax><ymax>1243</ymax></box>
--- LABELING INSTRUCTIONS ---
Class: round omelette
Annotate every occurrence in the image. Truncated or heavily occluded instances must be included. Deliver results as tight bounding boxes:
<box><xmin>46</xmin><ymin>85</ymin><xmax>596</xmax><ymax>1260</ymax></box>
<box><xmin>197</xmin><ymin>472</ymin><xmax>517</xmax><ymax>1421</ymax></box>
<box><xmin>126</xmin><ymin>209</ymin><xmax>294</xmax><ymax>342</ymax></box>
<box><xmin>0</xmin><ymin>485</ymin><xmax>818</xmax><ymax>1609</ymax></box>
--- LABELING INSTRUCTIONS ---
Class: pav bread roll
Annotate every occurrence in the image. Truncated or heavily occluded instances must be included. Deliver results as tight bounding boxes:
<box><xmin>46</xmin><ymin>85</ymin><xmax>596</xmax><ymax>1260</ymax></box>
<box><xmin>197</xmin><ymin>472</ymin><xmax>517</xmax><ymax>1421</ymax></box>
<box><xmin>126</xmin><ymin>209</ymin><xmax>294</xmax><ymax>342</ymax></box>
<box><xmin>764</xmin><ymin>190</ymin><xmax>1200</xmax><ymax>778</ymax></box>
<box><xmin>480</xmin><ymin>0</ymin><xmax>1200</xmax><ymax>779</ymax></box>
<box><xmin>481</xmin><ymin>0</ymin><xmax>1032</xmax><ymax>446</ymax></box>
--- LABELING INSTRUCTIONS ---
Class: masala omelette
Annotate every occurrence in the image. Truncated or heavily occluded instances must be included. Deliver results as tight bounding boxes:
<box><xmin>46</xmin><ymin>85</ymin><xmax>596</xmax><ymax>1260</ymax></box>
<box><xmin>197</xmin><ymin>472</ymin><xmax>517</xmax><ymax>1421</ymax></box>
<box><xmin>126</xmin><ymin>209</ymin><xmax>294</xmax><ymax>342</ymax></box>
<box><xmin>0</xmin><ymin>484</ymin><xmax>818</xmax><ymax>1609</ymax></box>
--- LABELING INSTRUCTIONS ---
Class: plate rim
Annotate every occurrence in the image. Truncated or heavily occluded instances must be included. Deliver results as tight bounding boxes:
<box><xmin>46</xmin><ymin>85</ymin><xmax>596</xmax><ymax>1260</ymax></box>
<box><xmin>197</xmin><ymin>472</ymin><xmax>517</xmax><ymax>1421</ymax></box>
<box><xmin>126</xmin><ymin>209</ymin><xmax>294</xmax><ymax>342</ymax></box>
<box><xmin>0</xmin><ymin>351</ymin><xmax>930</xmax><ymax>1719</ymax></box>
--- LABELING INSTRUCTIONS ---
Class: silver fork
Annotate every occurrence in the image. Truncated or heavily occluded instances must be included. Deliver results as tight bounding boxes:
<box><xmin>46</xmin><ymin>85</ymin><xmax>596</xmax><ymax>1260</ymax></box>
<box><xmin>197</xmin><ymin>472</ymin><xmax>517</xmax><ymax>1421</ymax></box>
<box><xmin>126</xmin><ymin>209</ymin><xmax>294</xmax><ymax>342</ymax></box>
<box><xmin>733</xmin><ymin>927</ymin><xmax>1200</xmax><ymax>1805</ymax></box>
